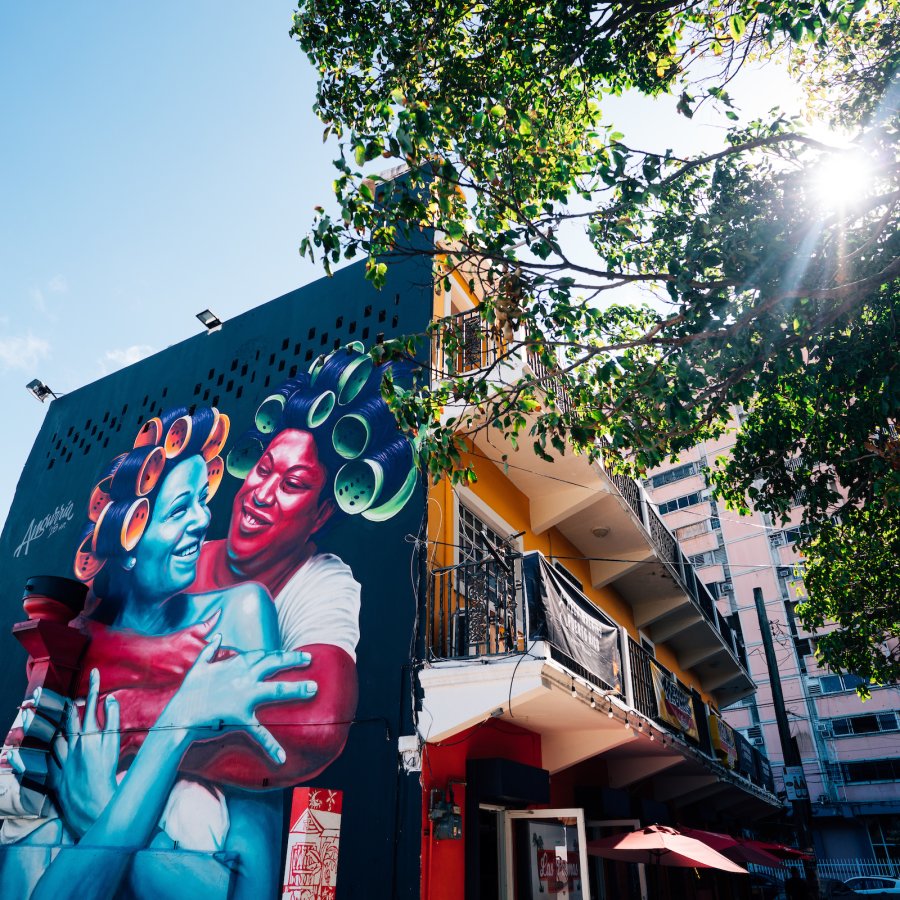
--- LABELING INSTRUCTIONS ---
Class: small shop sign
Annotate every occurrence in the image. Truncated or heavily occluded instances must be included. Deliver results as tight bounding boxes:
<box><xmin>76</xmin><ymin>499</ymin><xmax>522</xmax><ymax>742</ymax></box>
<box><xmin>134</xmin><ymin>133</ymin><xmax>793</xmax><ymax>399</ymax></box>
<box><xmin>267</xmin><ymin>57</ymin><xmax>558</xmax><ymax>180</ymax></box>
<box><xmin>650</xmin><ymin>662</ymin><xmax>700</xmax><ymax>741</ymax></box>
<box><xmin>709</xmin><ymin>713</ymin><xmax>738</xmax><ymax>768</ymax></box>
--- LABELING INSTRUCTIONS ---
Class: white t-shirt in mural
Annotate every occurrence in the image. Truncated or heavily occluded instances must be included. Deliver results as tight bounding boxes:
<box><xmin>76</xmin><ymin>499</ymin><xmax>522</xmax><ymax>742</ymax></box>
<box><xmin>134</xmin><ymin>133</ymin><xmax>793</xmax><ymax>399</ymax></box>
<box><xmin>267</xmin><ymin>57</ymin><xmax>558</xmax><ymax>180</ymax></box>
<box><xmin>273</xmin><ymin>552</ymin><xmax>361</xmax><ymax>660</ymax></box>
<box><xmin>164</xmin><ymin>552</ymin><xmax>362</xmax><ymax>850</ymax></box>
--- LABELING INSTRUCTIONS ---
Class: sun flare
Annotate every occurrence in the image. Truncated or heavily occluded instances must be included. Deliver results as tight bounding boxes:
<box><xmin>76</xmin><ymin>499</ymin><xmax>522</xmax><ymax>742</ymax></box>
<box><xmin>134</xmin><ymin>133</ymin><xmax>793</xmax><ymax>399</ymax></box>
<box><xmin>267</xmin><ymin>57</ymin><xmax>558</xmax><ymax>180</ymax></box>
<box><xmin>809</xmin><ymin>150</ymin><xmax>873</xmax><ymax>210</ymax></box>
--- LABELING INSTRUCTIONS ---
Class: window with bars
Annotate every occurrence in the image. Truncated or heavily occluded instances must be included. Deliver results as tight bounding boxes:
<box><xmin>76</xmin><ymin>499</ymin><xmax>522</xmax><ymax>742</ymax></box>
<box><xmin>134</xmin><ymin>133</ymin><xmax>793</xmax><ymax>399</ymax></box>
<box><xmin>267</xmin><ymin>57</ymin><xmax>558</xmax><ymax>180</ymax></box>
<box><xmin>458</xmin><ymin>503</ymin><xmax>512</xmax><ymax>563</ymax></box>
<box><xmin>453</xmin><ymin>503</ymin><xmax>520</xmax><ymax>653</ymax></box>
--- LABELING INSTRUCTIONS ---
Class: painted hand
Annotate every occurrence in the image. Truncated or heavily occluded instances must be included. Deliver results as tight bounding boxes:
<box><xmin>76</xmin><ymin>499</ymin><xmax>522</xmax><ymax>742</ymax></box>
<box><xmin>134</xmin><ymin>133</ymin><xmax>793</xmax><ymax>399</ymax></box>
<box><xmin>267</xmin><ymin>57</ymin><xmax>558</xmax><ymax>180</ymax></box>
<box><xmin>10</xmin><ymin>669</ymin><xmax>121</xmax><ymax>839</ymax></box>
<box><xmin>74</xmin><ymin>609</ymin><xmax>221</xmax><ymax>693</ymax></box>
<box><xmin>162</xmin><ymin>635</ymin><xmax>317</xmax><ymax>765</ymax></box>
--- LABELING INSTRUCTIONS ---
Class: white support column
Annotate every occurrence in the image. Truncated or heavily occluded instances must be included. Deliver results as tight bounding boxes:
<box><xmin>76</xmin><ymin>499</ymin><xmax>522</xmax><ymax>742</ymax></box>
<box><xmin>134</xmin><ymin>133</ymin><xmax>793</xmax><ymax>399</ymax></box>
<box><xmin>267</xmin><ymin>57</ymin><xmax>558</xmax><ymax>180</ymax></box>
<box><xmin>620</xmin><ymin>625</ymin><xmax>635</xmax><ymax>710</ymax></box>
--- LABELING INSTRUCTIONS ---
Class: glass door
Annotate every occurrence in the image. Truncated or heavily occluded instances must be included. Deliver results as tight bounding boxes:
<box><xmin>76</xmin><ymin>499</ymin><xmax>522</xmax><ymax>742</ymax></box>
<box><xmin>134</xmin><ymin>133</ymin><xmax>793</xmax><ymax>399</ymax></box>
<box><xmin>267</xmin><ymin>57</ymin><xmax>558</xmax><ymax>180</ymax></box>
<box><xmin>503</xmin><ymin>809</ymin><xmax>590</xmax><ymax>900</ymax></box>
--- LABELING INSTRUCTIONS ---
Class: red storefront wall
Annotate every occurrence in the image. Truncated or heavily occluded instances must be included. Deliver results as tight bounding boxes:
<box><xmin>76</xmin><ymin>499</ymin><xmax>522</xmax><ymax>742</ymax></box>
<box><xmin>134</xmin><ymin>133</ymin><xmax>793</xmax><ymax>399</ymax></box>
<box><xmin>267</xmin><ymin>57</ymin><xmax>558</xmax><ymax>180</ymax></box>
<box><xmin>421</xmin><ymin>720</ymin><xmax>542</xmax><ymax>900</ymax></box>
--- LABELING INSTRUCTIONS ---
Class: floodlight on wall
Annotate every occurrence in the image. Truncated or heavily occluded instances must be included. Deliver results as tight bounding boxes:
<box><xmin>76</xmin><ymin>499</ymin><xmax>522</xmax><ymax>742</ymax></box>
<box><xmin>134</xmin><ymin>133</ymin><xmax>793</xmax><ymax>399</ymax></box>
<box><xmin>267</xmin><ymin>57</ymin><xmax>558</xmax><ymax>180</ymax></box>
<box><xmin>196</xmin><ymin>309</ymin><xmax>223</xmax><ymax>332</ymax></box>
<box><xmin>25</xmin><ymin>379</ymin><xmax>58</xmax><ymax>403</ymax></box>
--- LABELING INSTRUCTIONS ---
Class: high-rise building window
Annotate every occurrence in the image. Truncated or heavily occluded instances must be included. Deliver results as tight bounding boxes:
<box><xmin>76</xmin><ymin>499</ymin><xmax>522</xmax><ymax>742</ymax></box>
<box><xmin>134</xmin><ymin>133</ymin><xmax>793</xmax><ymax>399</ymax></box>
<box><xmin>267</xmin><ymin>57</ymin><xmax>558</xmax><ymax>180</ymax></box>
<box><xmin>843</xmin><ymin>757</ymin><xmax>900</xmax><ymax>784</ymax></box>
<box><xmin>657</xmin><ymin>490</ymin><xmax>708</xmax><ymax>515</ymax></box>
<box><xmin>645</xmin><ymin>462</ymin><xmax>699</xmax><ymax>489</ymax></box>
<box><xmin>674</xmin><ymin>519</ymin><xmax>714</xmax><ymax>541</ymax></box>
<box><xmin>831</xmin><ymin>712</ymin><xmax>899</xmax><ymax>737</ymax></box>
<box><xmin>690</xmin><ymin>547</ymin><xmax>727</xmax><ymax>569</ymax></box>
<box><xmin>769</xmin><ymin>525</ymin><xmax>810</xmax><ymax>548</ymax></box>
<box><xmin>819</xmin><ymin>673</ymin><xmax>867</xmax><ymax>695</ymax></box>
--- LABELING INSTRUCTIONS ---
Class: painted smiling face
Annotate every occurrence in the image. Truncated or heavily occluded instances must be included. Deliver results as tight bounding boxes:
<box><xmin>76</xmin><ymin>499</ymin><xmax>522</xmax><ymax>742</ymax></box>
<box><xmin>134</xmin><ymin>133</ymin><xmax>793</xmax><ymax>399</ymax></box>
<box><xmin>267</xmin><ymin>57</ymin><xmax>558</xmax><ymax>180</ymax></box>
<box><xmin>227</xmin><ymin>429</ymin><xmax>334</xmax><ymax>577</ymax></box>
<box><xmin>131</xmin><ymin>455</ymin><xmax>211</xmax><ymax>600</ymax></box>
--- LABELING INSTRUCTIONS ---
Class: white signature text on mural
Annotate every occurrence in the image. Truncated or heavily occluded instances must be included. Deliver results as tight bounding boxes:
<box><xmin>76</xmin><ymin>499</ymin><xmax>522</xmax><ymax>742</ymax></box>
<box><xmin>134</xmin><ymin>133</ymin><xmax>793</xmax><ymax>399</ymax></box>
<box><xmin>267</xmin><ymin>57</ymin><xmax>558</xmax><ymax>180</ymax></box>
<box><xmin>14</xmin><ymin>502</ymin><xmax>75</xmax><ymax>557</ymax></box>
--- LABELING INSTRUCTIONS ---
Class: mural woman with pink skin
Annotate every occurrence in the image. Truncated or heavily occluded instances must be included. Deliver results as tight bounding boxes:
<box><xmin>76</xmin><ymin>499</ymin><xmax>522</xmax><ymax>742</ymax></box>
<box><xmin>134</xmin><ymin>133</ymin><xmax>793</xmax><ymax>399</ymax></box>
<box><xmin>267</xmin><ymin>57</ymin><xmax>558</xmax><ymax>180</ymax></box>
<box><xmin>1</xmin><ymin>406</ymin><xmax>318</xmax><ymax>900</ymax></box>
<box><xmin>71</xmin><ymin>345</ymin><xmax>419</xmax><ymax>790</ymax></box>
<box><xmin>192</xmin><ymin>344</ymin><xmax>418</xmax><ymax>784</ymax></box>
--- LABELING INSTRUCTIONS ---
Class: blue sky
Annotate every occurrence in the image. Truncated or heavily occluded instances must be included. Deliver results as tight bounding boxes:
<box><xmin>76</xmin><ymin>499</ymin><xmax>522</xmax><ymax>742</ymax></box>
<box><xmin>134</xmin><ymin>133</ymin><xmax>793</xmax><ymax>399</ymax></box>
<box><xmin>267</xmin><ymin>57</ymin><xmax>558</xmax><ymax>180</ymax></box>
<box><xmin>0</xmin><ymin>5</ymin><xmax>806</xmax><ymax>526</ymax></box>
<box><xmin>0</xmin><ymin>3</ymin><xmax>334</xmax><ymax>521</ymax></box>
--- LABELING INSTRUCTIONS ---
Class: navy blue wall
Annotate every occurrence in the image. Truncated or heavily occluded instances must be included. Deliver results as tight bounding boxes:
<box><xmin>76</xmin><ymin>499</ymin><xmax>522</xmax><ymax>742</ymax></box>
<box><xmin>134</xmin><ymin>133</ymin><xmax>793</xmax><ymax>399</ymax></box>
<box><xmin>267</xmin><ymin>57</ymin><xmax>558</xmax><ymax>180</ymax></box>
<box><xmin>0</xmin><ymin>255</ymin><xmax>433</xmax><ymax>898</ymax></box>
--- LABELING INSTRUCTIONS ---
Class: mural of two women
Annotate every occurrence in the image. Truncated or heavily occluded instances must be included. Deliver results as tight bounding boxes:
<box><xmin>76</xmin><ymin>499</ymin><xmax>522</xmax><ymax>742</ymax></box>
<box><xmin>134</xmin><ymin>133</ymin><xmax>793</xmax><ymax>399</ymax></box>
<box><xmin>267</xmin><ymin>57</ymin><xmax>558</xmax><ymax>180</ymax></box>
<box><xmin>0</xmin><ymin>344</ymin><xmax>419</xmax><ymax>899</ymax></box>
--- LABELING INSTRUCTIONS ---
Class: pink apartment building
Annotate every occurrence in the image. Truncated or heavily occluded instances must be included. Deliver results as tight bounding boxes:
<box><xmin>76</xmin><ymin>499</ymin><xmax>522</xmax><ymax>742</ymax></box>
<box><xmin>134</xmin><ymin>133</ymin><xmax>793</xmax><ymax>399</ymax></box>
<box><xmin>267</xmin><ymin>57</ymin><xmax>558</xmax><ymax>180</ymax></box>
<box><xmin>645</xmin><ymin>433</ymin><xmax>900</xmax><ymax>865</ymax></box>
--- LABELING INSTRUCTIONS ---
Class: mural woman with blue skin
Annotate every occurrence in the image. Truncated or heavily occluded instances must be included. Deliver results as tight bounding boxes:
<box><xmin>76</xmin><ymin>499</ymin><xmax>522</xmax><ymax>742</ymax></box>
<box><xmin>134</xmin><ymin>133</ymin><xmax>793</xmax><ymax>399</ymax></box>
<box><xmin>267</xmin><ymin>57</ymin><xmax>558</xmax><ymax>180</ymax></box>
<box><xmin>3</xmin><ymin>346</ymin><xmax>419</xmax><ymax>899</ymax></box>
<box><xmin>6</xmin><ymin>406</ymin><xmax>317</xmax><ymax>900</ymax></box>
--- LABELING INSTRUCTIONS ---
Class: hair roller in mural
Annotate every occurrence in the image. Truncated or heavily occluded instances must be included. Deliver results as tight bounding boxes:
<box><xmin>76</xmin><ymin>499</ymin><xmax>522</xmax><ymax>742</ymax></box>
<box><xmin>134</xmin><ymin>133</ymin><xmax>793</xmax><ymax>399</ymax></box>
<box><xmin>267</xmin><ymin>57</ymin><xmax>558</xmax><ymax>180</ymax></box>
<box><xmin>0</xmin><ymin>341</ymin><xmax>422</xmax><ymax>900</ymax></box>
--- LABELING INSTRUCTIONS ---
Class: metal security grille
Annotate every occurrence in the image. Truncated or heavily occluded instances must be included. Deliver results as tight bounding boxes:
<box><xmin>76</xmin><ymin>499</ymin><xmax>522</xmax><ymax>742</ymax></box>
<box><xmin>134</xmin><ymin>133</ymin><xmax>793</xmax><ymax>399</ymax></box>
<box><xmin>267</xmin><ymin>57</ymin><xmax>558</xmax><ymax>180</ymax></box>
<box><xmin>458</xmin><ymin>504</ymin><xmax>509</xmax><ymax>564</ymax></box>
<box><xmin>445</xmin><ymin>504</ymin><xmax>520</xmax><ymax>656</ymax></box>
<box><xmin>431</xmin><ymin>308</ymin><xmax>509</xmax><ymax>375</ymax></box>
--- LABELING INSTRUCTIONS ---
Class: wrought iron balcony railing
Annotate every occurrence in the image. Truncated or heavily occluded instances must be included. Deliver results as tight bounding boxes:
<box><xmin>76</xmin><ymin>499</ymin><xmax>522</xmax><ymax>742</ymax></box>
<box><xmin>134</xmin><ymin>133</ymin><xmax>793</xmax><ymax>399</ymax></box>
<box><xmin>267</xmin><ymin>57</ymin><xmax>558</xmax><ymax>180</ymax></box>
<box><xmin>428</xmin><ymin>556</ymin><xmax>523</xmax><ymax>659</ymax></box>
<box><xmin>430</xmin><ymin>308</ymin><xmax>747</xmax><ymax>673</ymax></box>
<box><xmin>430</xmin><ymin>308</ymin><xmax>511</xmax><ymax>376</ymax></box>
<box><xmin>425</xmin><ymin>552</ymin><xmax>773</xmax><ymax>794</ymax></box>
<box><xmin>627</xmin><ymin>637</ymin><xmax>775</xmax><ymax>793</ymax></box>
<box><xmin>606</xmin><ymin>469</ymin><xmax>746</xmax><ymax>667</ymax></box>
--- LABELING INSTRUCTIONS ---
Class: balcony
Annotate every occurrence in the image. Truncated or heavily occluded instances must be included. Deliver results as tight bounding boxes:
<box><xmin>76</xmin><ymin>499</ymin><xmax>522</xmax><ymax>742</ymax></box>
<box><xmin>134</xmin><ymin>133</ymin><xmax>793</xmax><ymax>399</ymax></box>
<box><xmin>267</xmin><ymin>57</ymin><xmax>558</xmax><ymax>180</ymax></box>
<box><xmin>420</xmin><ymin>550</ymin><xmax>777</xmax><ymax>815</ymax></box>
<box><xmin>430</xmin><ymin>310</ymin><xmax>753</xmax><ymax>706</ymax></box>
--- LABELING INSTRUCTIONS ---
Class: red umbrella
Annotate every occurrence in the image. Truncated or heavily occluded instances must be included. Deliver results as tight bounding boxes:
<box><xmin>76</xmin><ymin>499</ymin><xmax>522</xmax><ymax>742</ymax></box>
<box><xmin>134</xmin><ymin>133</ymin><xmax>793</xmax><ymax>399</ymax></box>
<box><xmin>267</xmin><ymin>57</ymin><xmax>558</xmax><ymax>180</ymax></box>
<box><xmin>745</xmin><ymin>839</ymin><xmax>814</xmax><ymax>861</ymax></box>
<box><xmin>586</xmin><ymin>825</ymin><xmax>747</xmax><ymax>873</ymax></box>
<box><xmin>679</xmin><ymin>828</ymin><xmax>785</xmax><ymax>868</ymax></box>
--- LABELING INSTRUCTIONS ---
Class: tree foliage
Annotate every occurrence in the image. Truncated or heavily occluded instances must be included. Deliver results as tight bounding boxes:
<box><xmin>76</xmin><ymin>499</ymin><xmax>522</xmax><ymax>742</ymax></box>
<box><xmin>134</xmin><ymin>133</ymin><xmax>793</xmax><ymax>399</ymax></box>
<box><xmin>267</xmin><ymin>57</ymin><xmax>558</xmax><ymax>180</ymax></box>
<box><xmin>801</xmin><ymin>506</ymin><xmax>900</xmax><ymax>695</ymax></box>
<box><xmin>291</xmin><ymin>0</ymin><xmax>900</xmax><ymax>684</ymax></box>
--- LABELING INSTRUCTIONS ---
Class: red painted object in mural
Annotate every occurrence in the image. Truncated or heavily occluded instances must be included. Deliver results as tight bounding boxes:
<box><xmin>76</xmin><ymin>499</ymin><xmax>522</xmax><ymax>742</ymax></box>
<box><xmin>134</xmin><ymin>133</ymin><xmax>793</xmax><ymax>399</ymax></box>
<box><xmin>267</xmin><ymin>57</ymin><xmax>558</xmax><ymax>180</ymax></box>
<box><xmin>281</xmin><ymin>788</ymin><xmax>344</xmax><ymax>900</ymax></box>
<box><xmin>0</xmin><ymin>577</ymin><xmax>88</xmax><ymax>811</ymax></box>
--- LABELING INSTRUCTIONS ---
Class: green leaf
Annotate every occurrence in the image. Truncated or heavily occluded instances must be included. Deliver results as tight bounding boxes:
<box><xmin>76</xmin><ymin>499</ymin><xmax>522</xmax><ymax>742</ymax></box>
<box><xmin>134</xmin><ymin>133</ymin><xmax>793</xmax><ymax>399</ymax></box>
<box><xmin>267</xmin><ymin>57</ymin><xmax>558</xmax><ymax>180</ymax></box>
<box><xmin>729</xmin><ymin>14</ymin><xmax>747</xmax><ymax>41</ymax></box>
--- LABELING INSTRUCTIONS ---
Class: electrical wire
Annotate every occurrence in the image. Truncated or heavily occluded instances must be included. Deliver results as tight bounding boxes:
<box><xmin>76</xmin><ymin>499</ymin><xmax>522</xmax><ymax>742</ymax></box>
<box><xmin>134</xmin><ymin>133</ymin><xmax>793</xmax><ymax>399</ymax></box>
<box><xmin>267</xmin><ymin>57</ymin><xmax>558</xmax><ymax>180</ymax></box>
<box><xmin>462</xmin><ymin>444</ymin><xmax>784</xmax><ymax>533</ymax></box>
<box><xmin>424</xmin><ymin>536</ymin><xmax>805</xmax><ymax>572</ymax></box>
<box><xmin>25</xmin><ymin>715</ymin><xmax>394</xmax><ymax>741</ymax></box>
